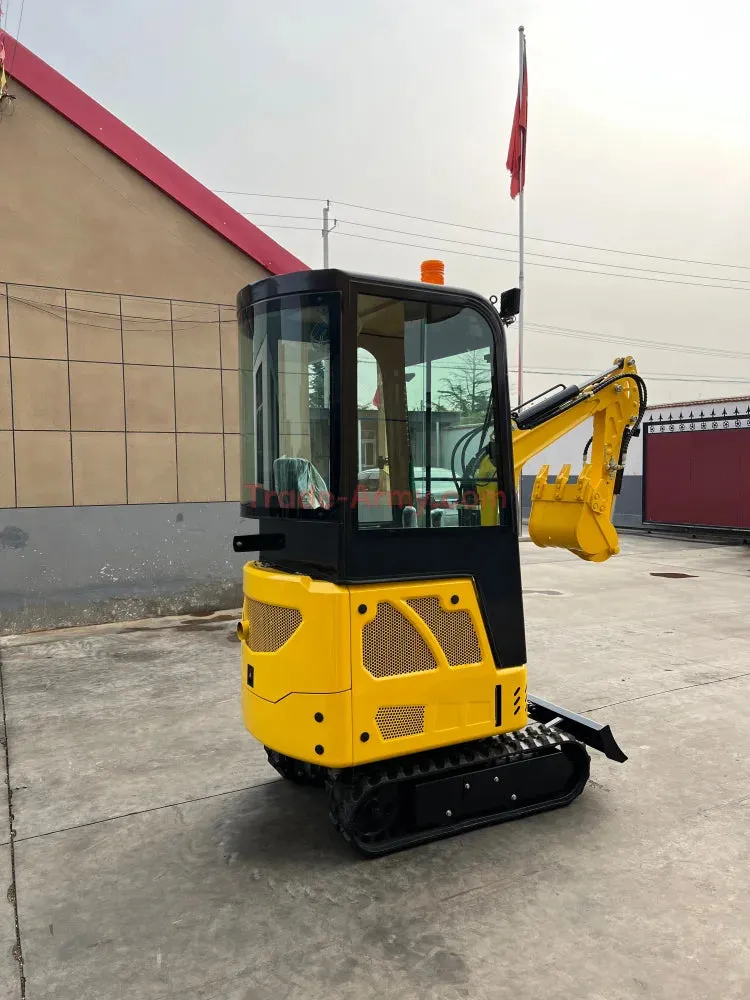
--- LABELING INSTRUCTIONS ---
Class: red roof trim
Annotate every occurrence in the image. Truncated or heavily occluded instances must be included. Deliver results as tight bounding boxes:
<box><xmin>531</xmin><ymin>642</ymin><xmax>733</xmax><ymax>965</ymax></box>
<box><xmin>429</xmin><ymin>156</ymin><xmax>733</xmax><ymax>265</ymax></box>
<box><xmin>2</xmin><ymin>35</ymin><xmax>307</xmax><ymax>276</ymax></box>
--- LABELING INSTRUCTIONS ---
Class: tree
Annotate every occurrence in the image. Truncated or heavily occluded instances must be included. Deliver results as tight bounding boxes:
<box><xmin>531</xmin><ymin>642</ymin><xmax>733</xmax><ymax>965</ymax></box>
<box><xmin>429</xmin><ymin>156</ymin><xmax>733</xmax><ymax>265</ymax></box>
<box><xmin>308</xmin><ymin>360</ymin><xmax>327</xmax><ymax>408</ymax></box>
<box><xmin>437</xmin><ymin>350</ymin><xmax>491</xmax><ymax>419</ymax></box>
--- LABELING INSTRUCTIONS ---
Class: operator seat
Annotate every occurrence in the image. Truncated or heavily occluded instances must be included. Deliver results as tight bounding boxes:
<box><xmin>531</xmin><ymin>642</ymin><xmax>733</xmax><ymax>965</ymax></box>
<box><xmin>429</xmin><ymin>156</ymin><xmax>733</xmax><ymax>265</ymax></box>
<box><xmin>272</xmin><ymin>456</ymin><xmax>329</xmax><ymax>510</ymax></box>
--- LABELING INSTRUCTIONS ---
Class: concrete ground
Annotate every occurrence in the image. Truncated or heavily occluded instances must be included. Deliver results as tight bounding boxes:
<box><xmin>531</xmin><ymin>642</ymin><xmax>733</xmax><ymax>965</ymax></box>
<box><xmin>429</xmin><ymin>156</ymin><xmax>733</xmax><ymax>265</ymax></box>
<box><xmin>0</xmin><ymin>534</ymin><xmax>748</xmax><ymax>1000</ymax></box>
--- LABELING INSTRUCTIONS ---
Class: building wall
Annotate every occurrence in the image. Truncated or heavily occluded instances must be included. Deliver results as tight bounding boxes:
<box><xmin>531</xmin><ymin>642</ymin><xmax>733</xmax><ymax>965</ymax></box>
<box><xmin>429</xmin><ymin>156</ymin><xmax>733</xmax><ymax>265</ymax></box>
<box><xmin>1</xmin><ymin>80</ymin><xmax>267</xmax><ymax>300</ymax></box>
<box><xmin>0</xmin><ymin>281</ymin><xmax>255</xmax><ymax>634</ymax></box>
<box><xmin>1</xmin><ymin>284</ymin><xmax>243</xmax><ymax>509</ymax></box>
<box><xmin>0</xmin><ymin>503</ymin><xmax>253</xmax><ymax>636</ymax></box>
<box><xmin>0</xmin><ymin>80</ymin><xmax>270</xmax><ymax>633</ymax></box>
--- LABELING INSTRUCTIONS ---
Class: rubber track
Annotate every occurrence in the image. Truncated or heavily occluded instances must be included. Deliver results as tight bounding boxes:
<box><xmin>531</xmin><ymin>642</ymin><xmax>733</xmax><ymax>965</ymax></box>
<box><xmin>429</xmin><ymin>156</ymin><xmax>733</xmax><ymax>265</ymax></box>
<box><xmin>327</xmin><ymin>723</ymin><xmax>591</xmax><ymax>856</ymax></box>
<box><xmin>265</xmin><ymin>747</ymin><xmax>327</xmax><ymax>787</ymax></box>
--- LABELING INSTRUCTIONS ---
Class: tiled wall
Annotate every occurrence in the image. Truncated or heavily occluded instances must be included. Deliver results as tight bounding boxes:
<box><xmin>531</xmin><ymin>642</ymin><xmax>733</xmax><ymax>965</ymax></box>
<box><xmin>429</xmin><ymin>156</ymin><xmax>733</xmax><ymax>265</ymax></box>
<box><xmin>0</xmin><ymin>283</ymin><xmax>241</xmax><ymax>507</ymax></box>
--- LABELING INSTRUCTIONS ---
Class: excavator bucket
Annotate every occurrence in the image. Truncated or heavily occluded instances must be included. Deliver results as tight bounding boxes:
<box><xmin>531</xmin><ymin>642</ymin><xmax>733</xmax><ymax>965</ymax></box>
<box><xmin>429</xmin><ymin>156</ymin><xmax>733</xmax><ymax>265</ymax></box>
<box><xmin>527</xmin><ymin>463</ymin><xmax>620</xmax><ymax>563</ymax></box>
<box><xmin>512</xmin><ymin>357</ymin><xmax>644</xmax><ymax>564</ymax></box>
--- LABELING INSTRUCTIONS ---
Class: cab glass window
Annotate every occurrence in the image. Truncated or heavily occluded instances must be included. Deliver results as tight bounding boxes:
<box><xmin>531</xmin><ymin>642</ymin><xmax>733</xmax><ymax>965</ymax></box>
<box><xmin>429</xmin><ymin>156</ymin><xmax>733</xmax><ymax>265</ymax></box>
<box><xmin>239</xmin><ymin>292</ymin><xmax>337</xmax><ymax>517</ymax></box>
<box><xmin>355</xmin><ymin>293</ymin><xmax>508</xmax><ymax>530</ymax></box>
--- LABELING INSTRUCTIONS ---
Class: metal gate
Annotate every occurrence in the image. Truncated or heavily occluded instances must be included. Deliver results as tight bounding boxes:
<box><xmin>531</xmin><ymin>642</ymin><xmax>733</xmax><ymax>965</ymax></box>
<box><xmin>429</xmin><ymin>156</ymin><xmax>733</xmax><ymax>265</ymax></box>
<box><xmin>643</xmin><ymin>408</ymin><xmax>750</xmax><ymax>530</ymax></box>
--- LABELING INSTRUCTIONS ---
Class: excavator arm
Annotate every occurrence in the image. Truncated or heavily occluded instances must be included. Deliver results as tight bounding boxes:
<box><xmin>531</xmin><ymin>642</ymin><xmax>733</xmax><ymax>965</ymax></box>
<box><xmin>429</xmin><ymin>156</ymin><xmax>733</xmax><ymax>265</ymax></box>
<box><xmin>472</xmin><ymin>357</ymin><xmax>646</xmax><ymax>563</ymax></box>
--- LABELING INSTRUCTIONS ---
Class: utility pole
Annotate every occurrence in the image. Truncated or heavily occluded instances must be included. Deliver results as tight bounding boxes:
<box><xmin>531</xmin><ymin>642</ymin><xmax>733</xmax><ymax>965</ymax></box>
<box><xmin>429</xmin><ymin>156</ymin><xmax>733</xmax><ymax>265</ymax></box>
<box><xmin>322</xmin><ymin>199</ymin><xmax>337</xmax><ymax>267</ymax></box>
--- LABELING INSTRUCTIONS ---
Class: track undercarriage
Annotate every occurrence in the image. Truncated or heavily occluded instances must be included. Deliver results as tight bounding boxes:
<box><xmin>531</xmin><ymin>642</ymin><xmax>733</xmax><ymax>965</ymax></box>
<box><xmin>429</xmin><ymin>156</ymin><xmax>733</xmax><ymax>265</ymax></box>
<box><xmin>266</xmin><ymin>700</ymin><xmax>628</xmax><ymax>856</ymax></box>
<box><xmin>266</xmin><ymin>697</ymin><xmax>626</xmax><ymax>856</ymax></box>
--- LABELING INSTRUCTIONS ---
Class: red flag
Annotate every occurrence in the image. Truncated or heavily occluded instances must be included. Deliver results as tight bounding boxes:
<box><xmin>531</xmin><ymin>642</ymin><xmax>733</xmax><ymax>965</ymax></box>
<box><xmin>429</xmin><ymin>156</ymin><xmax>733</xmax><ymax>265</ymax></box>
<box><xmin>506</xmin><ymin>45</ymin><xmax>528</xmax><ymax>199</ymax></box>
<box><xmin>372</xmin><ymin>386</ymin><xmax>381</xmax><ymax>408</ymax></box>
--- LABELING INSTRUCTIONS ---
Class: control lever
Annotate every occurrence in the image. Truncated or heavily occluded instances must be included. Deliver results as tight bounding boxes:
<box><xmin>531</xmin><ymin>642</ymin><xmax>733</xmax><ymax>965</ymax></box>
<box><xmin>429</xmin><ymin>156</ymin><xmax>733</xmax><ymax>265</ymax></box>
<box><xmin>402</xmin><ymin>506</ymin><xmax>418</xmax><ymax>528</ymax></box>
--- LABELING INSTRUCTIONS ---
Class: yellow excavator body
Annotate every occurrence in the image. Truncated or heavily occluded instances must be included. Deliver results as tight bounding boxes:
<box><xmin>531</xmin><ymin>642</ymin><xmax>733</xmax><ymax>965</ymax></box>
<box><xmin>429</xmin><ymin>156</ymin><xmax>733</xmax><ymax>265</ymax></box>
<box><xmin>232</xmin><ymin>265</ymin><xmax>642</xmax><ymax>854</ymax></box>
<box><xmin>239</xmin><ymin>562</ymin><xmax>527</xmax><ymax>769</ymax></box>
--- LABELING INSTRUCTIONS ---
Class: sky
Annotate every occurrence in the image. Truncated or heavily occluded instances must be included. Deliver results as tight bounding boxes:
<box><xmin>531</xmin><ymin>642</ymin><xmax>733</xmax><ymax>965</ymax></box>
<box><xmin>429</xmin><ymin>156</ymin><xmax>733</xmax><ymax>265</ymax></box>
<box><xmin>5</xmin><ymin>0</ymin><xmax>750</xmax><ymax>406</ymax></box>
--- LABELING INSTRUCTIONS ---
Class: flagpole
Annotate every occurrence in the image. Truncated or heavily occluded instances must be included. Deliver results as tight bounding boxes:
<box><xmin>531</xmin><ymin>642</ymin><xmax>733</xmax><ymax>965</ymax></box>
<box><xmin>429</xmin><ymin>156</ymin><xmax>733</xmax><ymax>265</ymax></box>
<box><xmin>517</xmin><ymin>25</ymin><xmax>525</xmax><ymax>410</ymax></box>
<box><xmin>517</xmin><ymin>25</ymin><xmax>526</xmax><ymax>536</ymax></box>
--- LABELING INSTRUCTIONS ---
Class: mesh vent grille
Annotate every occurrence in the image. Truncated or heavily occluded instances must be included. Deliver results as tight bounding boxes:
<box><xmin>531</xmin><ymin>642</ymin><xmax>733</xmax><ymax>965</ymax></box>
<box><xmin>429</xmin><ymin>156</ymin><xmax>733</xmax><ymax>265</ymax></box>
<box><xmin>406</xmin><ymin>596</ymin><xmax>482</xmax><ymax>666</ymax></box>
<box><xmin>376</xmin><ymin>706</ymin><xmax>425</xmax><ymax>740</ymax></box>
<box><xmin>362</xmin><ymin>602</ymin><xmax>437</xmax><ymax>678</ymax></box>
<box><xmin>247</xmin><ymin>598</ymin><xmax>302</xmax><ymax>652</ymax></box>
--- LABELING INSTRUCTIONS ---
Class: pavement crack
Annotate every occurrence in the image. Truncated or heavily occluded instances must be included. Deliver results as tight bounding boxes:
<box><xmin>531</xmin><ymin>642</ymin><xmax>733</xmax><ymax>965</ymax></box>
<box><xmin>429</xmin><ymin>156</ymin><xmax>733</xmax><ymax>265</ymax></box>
<box><xmin>439</xmin><ymin>868</ymin><xmax>546</xmax><ymax>903</ymax></box>
<box><xmin>0</xmin><ymin>648</ymin><xmax>26</xmax><ymax>998</ymax></box>
<box><xmin>586</xmin><ymin>669</ymin><xmax>750</xmax><ymax>714</ymax></box>
<box><xmin>11</xmin><ymin>776</ymin><xmax>280</xmax><ymax>845</ymax></box>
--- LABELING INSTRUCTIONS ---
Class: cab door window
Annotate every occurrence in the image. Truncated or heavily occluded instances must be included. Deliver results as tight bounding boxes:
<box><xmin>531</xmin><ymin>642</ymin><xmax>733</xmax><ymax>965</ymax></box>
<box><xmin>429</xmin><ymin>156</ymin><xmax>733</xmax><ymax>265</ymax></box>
<box><xmin>355</xmin><ymin>294</ymin><xmax>508</xmax><ymax>530</ymax></box>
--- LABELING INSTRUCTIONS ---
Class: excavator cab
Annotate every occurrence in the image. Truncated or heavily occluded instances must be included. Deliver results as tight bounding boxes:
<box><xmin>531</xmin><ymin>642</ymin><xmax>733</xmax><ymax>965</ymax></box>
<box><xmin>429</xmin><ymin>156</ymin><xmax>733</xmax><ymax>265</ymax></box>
<box><xmin>234</xmin><ymin>268</ymin><xmax>633</xmax><ymax>855</ymax></box>
<box><xmin>236</xmin><ymin>269</ymin><xmax>523</xmax><ymax>650</ymax></box>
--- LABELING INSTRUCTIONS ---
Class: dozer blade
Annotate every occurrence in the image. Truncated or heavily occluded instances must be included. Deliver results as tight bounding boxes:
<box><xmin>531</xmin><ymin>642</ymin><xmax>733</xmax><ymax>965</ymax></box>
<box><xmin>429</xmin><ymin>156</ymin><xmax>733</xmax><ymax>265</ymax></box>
<box><xmin>328</xmin><ymin>724</ymin><xmax>591</xmax><ymax>857</ymax></box>
<box><xmin>527</xmin><ymin>694</ymin><xmax>628</xmax><ymax>763</ymax></box>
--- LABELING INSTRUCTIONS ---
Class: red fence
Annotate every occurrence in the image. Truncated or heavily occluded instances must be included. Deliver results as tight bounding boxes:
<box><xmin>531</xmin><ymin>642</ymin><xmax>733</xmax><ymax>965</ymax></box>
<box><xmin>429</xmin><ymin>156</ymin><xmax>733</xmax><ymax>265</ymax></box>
<box><xmin>644</xmin><ymin>426</ymin><xmax>750</xmax><ymax>529</ymax></box>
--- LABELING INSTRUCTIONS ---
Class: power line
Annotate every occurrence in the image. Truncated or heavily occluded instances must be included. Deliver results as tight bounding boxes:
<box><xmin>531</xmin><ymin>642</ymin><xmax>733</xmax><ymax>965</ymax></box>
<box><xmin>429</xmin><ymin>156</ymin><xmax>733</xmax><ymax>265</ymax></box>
<box><xmin>354</xmin><ymin>356</ymin><xmax>747</xmax><ymax>382</ymax></box>
<box><xmin>248</xmin><ymin>220</ymin><xmax>750</xmax><ymax>353</ymax></box>
<box><xmin>1</xmin><ymin>290</ymin><xmax>226</xmax><ymax>331</ymax></box>
<box><xmin>8</xmin><ymin>0</ymin><xmax>24</xmax><ymax>74</ymax></box>
<box><xmin>526</xmin><ymin>322</ymin><xmax>750</xmax><ymax>362</ymax></box>
<box><xmin>247</xmin><ymin>211</ymin><xmax>750</xmax><ymax>285</ymax></box>
<box><xmin>240</xmin><ymin>212</ymin><xmax>321</xmax><ymax>222</ymax></box>
<box><xmin>259</xmin><ymin>225</ymin><xmax>750</xmax><ymax>292</ymax></box>
<box><xmin>332</xmin><ymin>200</ymin><xmax>750</xmax><ymax>272</ymax></box>
<box><xmin>218</xmin><ymin>189</ymin><xmax>750</xmax><ymax>272</ymax></box>
<box><xmin>4</xmin><ymin>290</ymin><xmax>745</xmax><ymax>388</ymax></box>
<box><xmin>216</xmin><ymin>190</ymin><xmax>323</xmax><ymax>203</ymax></box>
<box><xmin>253</xmin><ymin>224</ymin><xmax>320</xmax><ymax>232</ymax></box>
<box><xmin>222</xmin><ymin>356</ymin><xmax>747</xmax><ymax>386</ymax></box>
<box><xmin>271</xmin><ymin>239</ymin><xmax>748</xmax><ymax>351</ymax></box>
<box><xmin>329</xmin><ymin>220</ymin><xmax>750</xmax><ymax>284</ymax></box>
<box><xmin>246</xmin><ymin>211</ymin><xmax>750</xmax><ymax>283</ymax></box>
<box><xmin>524</xmin><ymin>368</ymin><xmax>749</xmax><ymax>384</ymax></box>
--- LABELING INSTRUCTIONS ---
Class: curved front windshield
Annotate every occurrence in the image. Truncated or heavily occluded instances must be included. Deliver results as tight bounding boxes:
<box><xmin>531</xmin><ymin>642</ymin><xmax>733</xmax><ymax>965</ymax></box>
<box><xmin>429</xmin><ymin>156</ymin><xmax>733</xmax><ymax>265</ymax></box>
<box><xmin>355</xmin><ymin>293</ymin><xmax>508</xmax><ymax>530</ymax></box>
<box><xmin>239</xmin><ymin>292</ymin><xmax>338</xmax><ymax>517</ymax></box>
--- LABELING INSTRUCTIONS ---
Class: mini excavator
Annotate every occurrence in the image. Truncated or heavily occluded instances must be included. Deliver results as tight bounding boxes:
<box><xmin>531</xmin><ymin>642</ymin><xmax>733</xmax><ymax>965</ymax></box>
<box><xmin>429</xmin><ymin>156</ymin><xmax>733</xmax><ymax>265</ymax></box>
<box><xmin>233</xmin><ymin>263</ymin><xmax>646</xmax><ymax>856</ymax></box>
